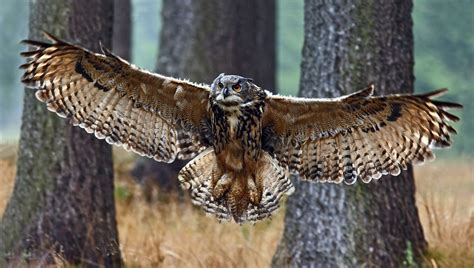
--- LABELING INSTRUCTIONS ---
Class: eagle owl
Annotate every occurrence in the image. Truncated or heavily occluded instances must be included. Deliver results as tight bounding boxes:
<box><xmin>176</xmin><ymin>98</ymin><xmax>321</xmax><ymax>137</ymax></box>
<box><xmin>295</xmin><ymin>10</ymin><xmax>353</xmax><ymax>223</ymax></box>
<box><xmin>20</xmin><ymin>33</ymin><xmax>461</xmax><ymax>223</ymax></box>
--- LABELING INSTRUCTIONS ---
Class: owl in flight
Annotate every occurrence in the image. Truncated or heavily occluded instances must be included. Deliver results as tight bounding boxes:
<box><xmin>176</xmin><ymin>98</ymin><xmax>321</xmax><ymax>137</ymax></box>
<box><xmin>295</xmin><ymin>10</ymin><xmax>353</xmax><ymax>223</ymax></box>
<box><xmin>21</xmin><ymin>33</ymin><xmax>461</xmax><ymax>223</ymax></box>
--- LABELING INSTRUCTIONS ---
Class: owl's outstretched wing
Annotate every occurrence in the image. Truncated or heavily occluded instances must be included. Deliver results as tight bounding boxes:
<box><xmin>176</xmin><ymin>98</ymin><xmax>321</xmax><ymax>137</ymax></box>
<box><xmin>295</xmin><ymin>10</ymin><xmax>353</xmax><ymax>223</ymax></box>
<box><xmin>21</xmin><ymin>32</ymin><xmax>211</xmax><ymax>162</ymax></box>
<box><xmin>262</xmin><ymin>86</ymin><xmax>461</xmax><ymax>184</ymax></box>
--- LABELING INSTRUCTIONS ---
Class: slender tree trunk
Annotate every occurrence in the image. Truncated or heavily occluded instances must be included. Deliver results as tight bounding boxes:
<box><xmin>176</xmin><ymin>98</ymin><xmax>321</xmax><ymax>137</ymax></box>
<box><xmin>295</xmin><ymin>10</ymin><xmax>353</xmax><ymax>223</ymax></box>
<box><xmin>113</xmin><ymin>0</ymin><xmax>132</xmax><ymax>61</ymax></box>
<box><xmin>272</xmin><ymin>1</ymin><xmax>426</xmax><ymax>267</ymax></box>
<box><xmin>132</xmin><ymin>0</ymin><xmax>276</xmax><ymax>196</ymax></box>
<box><xmin>0</xmin><ymin>0</ymin><xmax>122</xmax><ymax>266</ymax></box>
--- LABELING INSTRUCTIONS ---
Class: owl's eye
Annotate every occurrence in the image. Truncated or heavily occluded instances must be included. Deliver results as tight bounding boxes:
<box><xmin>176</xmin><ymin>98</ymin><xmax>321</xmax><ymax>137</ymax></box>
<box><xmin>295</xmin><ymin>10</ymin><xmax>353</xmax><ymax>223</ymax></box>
<box><xmin>218</xmin><ymin>82</ymin><xmax>224</xmax><ymax>89</ymax></box>
<box><xmin>232</xmin><ymin>84</ymin><xmax>241</xmax><ymax>92</ymax></box>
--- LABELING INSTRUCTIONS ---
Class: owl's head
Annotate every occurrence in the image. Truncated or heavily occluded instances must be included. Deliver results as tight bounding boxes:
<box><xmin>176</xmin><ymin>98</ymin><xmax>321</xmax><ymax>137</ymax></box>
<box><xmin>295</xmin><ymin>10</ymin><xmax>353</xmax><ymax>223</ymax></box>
<box><xmin>210</xmin><ymin>74</ymin><xmax>265</xmax><ymax>106</ymax></box>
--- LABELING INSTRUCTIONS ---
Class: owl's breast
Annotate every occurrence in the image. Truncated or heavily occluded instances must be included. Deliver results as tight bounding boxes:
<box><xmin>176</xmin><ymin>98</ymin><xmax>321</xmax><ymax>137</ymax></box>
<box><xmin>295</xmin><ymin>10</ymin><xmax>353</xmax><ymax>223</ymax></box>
<box><xmin>226</xmin><ymin>111</ymin><xmax>241</xmax><ymax>138</ymax></box>
<box><xmin>210</xmin><ymin>102</ymin><xmax>264</xmax><ymax>170</ymax></box>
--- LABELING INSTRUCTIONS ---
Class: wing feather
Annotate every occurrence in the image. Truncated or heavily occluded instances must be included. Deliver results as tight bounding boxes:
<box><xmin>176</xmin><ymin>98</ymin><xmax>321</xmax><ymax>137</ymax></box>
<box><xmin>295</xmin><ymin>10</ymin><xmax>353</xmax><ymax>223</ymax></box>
<box><xmin>262</xmin><ymin>86</ymin><xmax>461</xmax><ymax>184</ymax></box>
<box><xmin>21</xmin><ymin>32</ymin><xmax>210</xmax><ymax>162</ymax></box>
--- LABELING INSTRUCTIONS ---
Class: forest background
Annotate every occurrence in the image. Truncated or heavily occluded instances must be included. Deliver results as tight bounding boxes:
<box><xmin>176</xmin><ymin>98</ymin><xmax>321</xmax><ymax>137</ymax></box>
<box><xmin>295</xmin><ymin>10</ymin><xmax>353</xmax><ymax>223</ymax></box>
<box><xmin>0</xmin><ymin>0</ymin><xmax>472</xmax><ymax>266</ymax></box>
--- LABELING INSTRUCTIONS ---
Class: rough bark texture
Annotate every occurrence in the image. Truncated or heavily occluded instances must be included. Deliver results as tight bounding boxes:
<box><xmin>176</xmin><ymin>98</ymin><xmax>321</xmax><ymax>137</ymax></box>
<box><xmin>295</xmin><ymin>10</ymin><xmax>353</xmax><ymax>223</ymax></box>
<box><xmin>112</xmin><ymin>0</ymin><xmax>132</xmax><ymax>61</ymax></box>
<box><xmin>272</xmin><ymin>1</ymin><xmax>426</xmax><ymax>267</ymax></box>
<box><xmin>0</xmin><ymin>0</ymin><xmax>122</xmax><ymax>266</ymax></box>
<box><xmin>133</xmin><ymin>0</ymin><xmax>276</xmax><ymax>196</ymax></box>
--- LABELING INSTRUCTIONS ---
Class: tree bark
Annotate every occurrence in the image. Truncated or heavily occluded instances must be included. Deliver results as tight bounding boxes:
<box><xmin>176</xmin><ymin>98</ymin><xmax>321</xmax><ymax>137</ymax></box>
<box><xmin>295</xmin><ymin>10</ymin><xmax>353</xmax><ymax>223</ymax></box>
<box><xmin>0</xmin><ymin>0</ymin><xmax>122</xmax><ymax>266</ymax></box>
<box><xmin>272</xmin><ymin>1</ymin><xmax>426</xmax><ymax>267</ymax></box>
<box><xmin>113</xmin><ymin>0</ymin><xmax>132</xmax><ymax>61</ymax></box>
<box><xmin>133</xmin><ymin>0</ymin><xmax>276</xmax><ymax>196</ymax></box>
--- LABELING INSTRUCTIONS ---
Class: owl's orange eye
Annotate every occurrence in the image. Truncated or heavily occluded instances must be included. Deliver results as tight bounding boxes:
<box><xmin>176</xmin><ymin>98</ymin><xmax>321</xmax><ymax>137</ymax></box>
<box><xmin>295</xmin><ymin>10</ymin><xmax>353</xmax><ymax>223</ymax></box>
<box><xmin>218</xmin><ymin>82</ymin><xmax>224</xmax><ymax>89</ymax></box>
<box><xmin>232</xmin><ymin>84</ymin><xmax>241</xmax><ymax>92</ymax></box>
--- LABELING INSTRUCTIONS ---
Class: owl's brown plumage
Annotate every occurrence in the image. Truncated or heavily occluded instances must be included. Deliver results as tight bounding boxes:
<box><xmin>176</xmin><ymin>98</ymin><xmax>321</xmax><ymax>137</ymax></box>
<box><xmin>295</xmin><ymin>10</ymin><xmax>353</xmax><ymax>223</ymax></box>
<box><xmin>21</xmin><ymin>33</ymin><xmax>461</xmax><ymax>223</ymax></box>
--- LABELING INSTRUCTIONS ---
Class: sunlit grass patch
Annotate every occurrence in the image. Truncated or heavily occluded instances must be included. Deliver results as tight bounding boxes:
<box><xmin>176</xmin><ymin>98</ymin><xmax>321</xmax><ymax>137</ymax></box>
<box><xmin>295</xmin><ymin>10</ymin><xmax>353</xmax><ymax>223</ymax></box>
<box><xmin>1</xmin><ymin>144</ymin><xmax>472</xmax><ymax>267</ymax></box>
<box><xmin>414</xmin><ymin>160</ymin><xmax>474</xmax><ymax>267</ymax></box>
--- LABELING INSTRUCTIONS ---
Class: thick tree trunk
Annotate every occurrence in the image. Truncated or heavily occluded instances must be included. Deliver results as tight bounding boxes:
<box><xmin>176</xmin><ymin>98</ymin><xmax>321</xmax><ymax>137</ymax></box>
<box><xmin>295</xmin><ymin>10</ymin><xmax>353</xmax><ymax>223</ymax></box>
<box><xmin>113</xmin><ymin>0</ymin><xmax>132</xmax><ymax>61</ymax></box>
<box><xmin>0</xmin><ymin>0</ymin><xmax>122</xmax><ymax>266</ymax></box>
<box><xmin>272</xmin><ymin>1</ymin><xmax>426</xmax><ymax>267</ymax></box>
<box><xmin>133</xmin><ymin>0</ymin><xmax>276</xmax><ymax>196</ymax></box>
<box><xmin>156</xmin><ymin>0</ymin><xmax>275</xmax><ymax>87</ymax></box>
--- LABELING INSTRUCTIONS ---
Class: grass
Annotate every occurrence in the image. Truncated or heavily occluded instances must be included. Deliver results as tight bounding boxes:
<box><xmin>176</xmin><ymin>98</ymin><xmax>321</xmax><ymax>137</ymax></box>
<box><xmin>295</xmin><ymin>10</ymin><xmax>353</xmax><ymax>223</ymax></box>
<box><xmin>116</xmin><ymin>192</ymin><xmax>284</xmax><ymax>267</ymax></box>
<box><xmin>113</xmin><ymin>149</ymin><xmax>284</xmax><ymax>267</ymax></box>
<box><xmin>414</xmin><ymin>159</ymin><xmax>474</xmax><ymax>267</ymax></box>
<box><xmin>1</xmin><ymin>144</ymin><xmax>473</xmax><ymax>267</ymax></box>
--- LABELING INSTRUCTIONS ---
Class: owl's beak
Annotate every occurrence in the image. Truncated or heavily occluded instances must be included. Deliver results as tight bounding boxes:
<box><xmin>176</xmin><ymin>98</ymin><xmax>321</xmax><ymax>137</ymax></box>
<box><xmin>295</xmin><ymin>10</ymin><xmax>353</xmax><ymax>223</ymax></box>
<box><xmin>222</xmin><ymin>87</ymin><xmax>230</xmax><ymax>98</ymax></box>
<box><xmin>216</xmin><ymin>87</ymin><xmax>230</xmax><ymax>101</ymax></box>
<box><xmin>215</xmin><ymin>88</ymin><xmax>243</xmax><ymax>105</ymax></box>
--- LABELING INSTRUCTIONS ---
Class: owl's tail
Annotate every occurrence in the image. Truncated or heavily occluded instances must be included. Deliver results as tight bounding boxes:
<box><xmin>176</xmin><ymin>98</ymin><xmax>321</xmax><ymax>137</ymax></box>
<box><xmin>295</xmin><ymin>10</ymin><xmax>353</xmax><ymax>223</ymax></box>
<box><xmin>178</xmin><ymin>148</ymin><xmax>294</xmax><ymax>223</ymax></box>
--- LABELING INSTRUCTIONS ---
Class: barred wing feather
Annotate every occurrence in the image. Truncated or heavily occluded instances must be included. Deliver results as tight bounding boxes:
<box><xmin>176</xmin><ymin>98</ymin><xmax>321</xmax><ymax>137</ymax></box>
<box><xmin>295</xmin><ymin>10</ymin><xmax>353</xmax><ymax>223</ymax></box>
<box><xmin>20</xmin><ymin>32</ymin><xmax>211</xmax><ymax>162</ymax></box>
<box><xmin>262</xmin><ymin>86</ymin><xmax>461</xmax><ymax>184</ymax></box>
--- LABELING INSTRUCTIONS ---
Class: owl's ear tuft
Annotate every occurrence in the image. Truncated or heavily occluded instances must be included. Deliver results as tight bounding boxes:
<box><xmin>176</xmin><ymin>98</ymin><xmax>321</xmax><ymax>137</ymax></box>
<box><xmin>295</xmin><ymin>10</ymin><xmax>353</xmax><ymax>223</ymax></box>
<box><xmin>245</xmin><ymin>77</ymin><xmax>254</xmax><ymax>83</ymax></box>
<box><xmin>211</xmin><ymin>73</ymin><xmax>226</xmax><ymax>90</ymax></box>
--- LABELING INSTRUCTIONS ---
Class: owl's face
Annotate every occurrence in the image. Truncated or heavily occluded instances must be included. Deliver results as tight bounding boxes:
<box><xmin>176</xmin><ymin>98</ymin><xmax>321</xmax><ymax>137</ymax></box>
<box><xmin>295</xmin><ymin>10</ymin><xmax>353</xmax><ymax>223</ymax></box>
<box><xmin>210</xmin><ymin>74</ymin><xmax>262</xmax><ymax>106</ymax></box>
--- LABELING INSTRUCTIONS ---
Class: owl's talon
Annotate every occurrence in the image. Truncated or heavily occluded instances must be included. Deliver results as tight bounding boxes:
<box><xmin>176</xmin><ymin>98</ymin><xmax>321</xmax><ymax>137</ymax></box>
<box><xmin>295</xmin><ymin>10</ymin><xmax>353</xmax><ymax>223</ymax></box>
<box><xmin>212</xmin><ymin>174</ymin><xmax>232</xmax><ymax>199</ymax></box>
<box><xmin>248</xmin><ymin>177</ymin><xmax>262</xmax><ymax>205</ymax></box>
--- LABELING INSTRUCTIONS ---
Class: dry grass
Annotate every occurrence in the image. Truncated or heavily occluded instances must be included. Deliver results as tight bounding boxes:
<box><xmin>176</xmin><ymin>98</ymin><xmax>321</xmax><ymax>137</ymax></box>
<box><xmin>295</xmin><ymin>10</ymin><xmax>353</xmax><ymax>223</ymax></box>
<box><xmin>0</xmin><ymin>144</ymin><xmax>473</xmax><ymax>267</ymax></box>
<box><xmin>116</xmin><ymin>189</ymin><xmax>284</xmax><ymax>267</ymax></box>
<box><xmin>113</xmin><ymin>151</ymin><xmax>284</xmax><ymax>268</ymax></box>
<box><xmin>414</xmin><ymin>160</ymin><xmax>474</xmax><ymax>267</ymax></box>
<box><xmin>0</xmin><ymin>144</ymin><xmax>17</xmax><ymax>214</ymax></box>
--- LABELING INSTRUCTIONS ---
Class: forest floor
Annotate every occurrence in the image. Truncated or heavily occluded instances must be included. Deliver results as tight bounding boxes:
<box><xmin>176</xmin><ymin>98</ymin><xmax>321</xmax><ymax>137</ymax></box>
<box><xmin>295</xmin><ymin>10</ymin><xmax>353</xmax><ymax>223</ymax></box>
<box><xmin>0</xmin><ymin>145</ymin><xmax>473</xmax><ymax>267</ymax></box>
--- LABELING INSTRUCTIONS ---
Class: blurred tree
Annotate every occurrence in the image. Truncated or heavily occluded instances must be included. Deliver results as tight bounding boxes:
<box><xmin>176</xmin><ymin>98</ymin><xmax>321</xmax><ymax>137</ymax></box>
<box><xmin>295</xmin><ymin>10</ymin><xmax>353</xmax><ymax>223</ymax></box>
<box><xmin>113</xmin><ymin>0</ymin><xmax>132</xmax><ymax>60</ymax></box>
<box><xmin>272</xmin><ymin>1</ymin><xmax>426</xmax><ymax>267</ymax></box>
<box><xmin>0</xmin><ymin>0</ymin><xmax>122</xmax><ymax>266</ymax></box>
<box><xmin>132</xmin><ymin>0</ymin><xmax>277</xmax><ymax>199</ymax></box>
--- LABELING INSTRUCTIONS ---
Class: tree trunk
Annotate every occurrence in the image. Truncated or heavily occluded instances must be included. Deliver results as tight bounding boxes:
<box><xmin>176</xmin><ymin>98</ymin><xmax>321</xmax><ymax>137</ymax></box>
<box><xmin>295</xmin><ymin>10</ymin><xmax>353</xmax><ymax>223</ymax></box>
<box><xmin>0</xmin><ymin>0</ymin><xmax>122</xmax><ymax>266</ymax></box>
<box><xmin>272</xmin><ymin>1</ymin><xmax>426</xmax><ymax>267</ymax></box>
<box><xmin>113</xmin><ymin>0</ymin><xmax>132</xmax><ymax>61</ymax></box>
<box><xmin>132</xmin><ymin>0</ymin><xmax>276</xmax><ymax>197</ymax></box>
